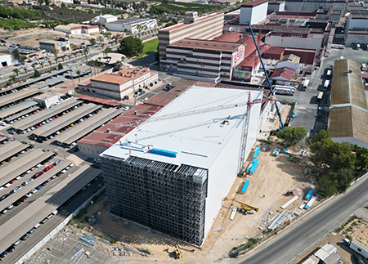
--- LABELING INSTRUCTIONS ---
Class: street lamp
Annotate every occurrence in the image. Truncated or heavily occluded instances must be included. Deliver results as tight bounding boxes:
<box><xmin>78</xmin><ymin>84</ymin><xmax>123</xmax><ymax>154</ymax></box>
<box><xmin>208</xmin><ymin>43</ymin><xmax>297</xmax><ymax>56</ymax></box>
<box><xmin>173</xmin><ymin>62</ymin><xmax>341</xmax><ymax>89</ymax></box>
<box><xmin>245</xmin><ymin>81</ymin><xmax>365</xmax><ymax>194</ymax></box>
<box><xmin>69</xmin><ymin>70</ymin><xmax>74</xmax><ymax>89</ymax></box>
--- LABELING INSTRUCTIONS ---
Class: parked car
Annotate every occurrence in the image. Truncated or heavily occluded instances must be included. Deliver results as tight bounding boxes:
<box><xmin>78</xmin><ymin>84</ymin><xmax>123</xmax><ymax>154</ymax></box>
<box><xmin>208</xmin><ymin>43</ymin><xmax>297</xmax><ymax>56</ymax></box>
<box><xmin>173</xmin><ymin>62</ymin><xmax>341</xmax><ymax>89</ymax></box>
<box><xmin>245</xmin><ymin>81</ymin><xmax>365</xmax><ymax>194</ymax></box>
<box><xmin>33</xmin><ymin>172</ymin><xmax>43</xmax><ymax>178</ymax></box>
<box><xmin>0</xmin><ymin>252</ymin><xmax>7</xmax><ymax>258</ymax></box>
<box><xmin>13</xmin><ymin>241</ymin><xmax>20</xmax><ymax>246</ymax></box>
<box><xmin>27</xmin><ymin>229</ymin><xmax>34</xmax><ymax>234</ymax></box>
<box><xmin>20</xmin><ymin>234</ymin><xmax>29</xmax><ymax>240</ymax></box>
<box><xmin>10</xmin><ymin>186</ymin><xmax>22</xmax><ymax>193</ymax></box>
<box><xmin>44</xmin><ymin>165</ymin><xmax>54</xmax><ymax>172</ymax></box>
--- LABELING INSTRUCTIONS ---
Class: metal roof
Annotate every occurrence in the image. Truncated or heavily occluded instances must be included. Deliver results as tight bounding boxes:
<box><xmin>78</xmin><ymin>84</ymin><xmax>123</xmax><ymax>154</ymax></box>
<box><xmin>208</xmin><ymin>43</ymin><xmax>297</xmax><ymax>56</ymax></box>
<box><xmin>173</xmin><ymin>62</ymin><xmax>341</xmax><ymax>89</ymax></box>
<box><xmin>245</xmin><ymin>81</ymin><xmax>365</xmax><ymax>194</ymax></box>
<box><xmin>324</xmin><ymin>253</ymin><xmax>341</xmax><ymax>264</ymax></box>
<box><xmin>64</xmin><ymin>68</ymin><xmax>91</xmax><ymax>78</ymax></box>
<box><xmin>0</xmin><ymin>149</ymin><xmax>54</xmax><ymax>187</ymax></box>
<box><xmin>101</xmin><ymin>86</ymin><xmax>263</xmax><ymax>169</ymax></box>
<box><xmin>314</xmin><ymin>248</ymin><xmax>331</xmax><ymax>261</ymax></box>
<box><xmin>331</xmin><ymin>59</ymin><xmax>367</xmax><ymax>108</ymax></box>
<box><xmin>35</xmin><ymin>103</ymin><xmax>102</xmax><ymax>138</ymax></box>
<box><xmin>4</xmin><ymin>106</ymin><xmax>40</xmax><ymax>123</ymax></box>
<box><xmin>351</xmin><ymin>238</ymin><xmax>368</xmax><ymax>252</ymax></box>
<box><xmin>56</xmin><ymin>108</ymin><xmax>122</xmax><ymax>145</ymax></box>
<box><xmin>329</xmin><ymin>106</ymin><xmax>368</xmax><ymax>142</ymax></box>
<box><xmin>0</xmin><ymin>88</ymin><xmax>41</xmax><ymax>109</ymax></box>
<box><xmin>13</xmin><ymin>98</ymin><xmax>81</xmax><ymax>131</ymax></box>
<box><xmin>0</xmin><ymin>100</ymin><xmax>38</xmax><ymax>119</ymax></box>
<box><xmin>0</xmin><ymin>141</ymin><xmax>28</xmax><ymax>162</ymax></box>
<box><xmin>0</xmin><ymin>164</ymin><xmax>101</xmax><ymax>253</ymax></box>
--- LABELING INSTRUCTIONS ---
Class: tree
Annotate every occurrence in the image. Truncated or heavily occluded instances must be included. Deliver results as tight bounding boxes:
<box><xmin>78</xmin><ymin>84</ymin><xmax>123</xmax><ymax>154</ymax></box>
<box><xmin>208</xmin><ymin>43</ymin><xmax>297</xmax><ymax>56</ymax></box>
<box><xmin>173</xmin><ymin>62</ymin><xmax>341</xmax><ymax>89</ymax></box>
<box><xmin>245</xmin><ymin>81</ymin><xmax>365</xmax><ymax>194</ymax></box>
<box><xmin>12</xmin><ymin>49</ymin><xmax>21</xmax><ymax>62</ymax></box>
<box><xmin>165</xmin><ymin>22</ymin><xmax>176</xmax><ymax>28</ymax></box>
<box><xmin>351</xmin><ymin>144</ymin><xmax>368</xmax><ymax>171</ymax></box>
<box><xmin>126</xmin><ymin>29</ymin><xmax>132</xmax><ymax>35</ymax></box>
<box><xmin>89</xmin><ymin>38</ymin><xmax>96</xmax><ymax>46</ymax></box>
<box><xmin>76</xmin><ymin>70</ymin><xmax>81</xmax><ymax>83</ymax></box>
<box><xmin>115</xmin><ymin>60</ymin><xmax>122</xmax><ymax>70</ymax></box>
<box><xmin>58</xmin><ymin>63</ymin><xmax>63</xmax><ymax>70</ymax></box>
<box><xmin>52</xmin><ymin>49</ymin><xmax>58</xmax><ymax>57</ymax></box>
<box><xmin>34</xmin><ymin>69</ymin><xmax>40</xmax><ymax>78</ymax></box>
<box><xmin>62</xmin><ymin>46</ymin><xmax>67</xmax><ymax>52</ymax></box>
<box><xmin>275</xmin><ymin>126</ymin><xmax>307</xmax><ymax>146</ymax></box>
<box><xmin>83</xmin><ymin>49</ymin><xmax>88</xmax><ymax>62</ymax></box>
<box><xmin>73</xmin><ymin>52</ymin><xmax>77</xmax><ymax>58</ymax></box>
<box><xmin>10</xmin><ymin>76</ymin><xmax>17</xmax><ymax>83</ymax></box>
<box><xmin>61</xmin><ymin>55</ymin><xmax>66</xmax><ymax>62</ymax></box>
<box><xmin>45</xmin><ymin>0</ymin><xmax>50</xmax><ymax>5</ymax></box>
<box><xmin>104</xmin><ymin>47</ymin><xmax>113</xmax><ymax>57</ymax></box>
<box><xmin>68</xmin><ymin>54</ymin><xmax>72</xmax><ymax>61</ymax></box>
<box><xmin>21</xmin><ymin>56</ymin><xmax>27</xmax><ymax>64</ymax></box>
<box><xmin>31</xmin><ymin>64</ymin><xmax>35</xmax><ymax>70</ymax></box>
<box><xmin>97</xmin><ymin>36</ymin><xmax>104</xmax><ymax>43</ymax></box>
<box><xmin>118</xmin><ymin>36</ymin><xmax>143</xmax><ymax>56</ymax></box>
<box><xmin>317</xmin><ymin>171</ymin><xmax>338</xmax><ymax>197</ymax></box>
<box><xmin>13</xmin><ymin>68</ymin><xmax>19</xmax><ymax>76</ymax></box>
<box><xmin>23</xmin><ymin>67</ymin><xmax>28</xmax><ymax>74</ymax></box>
<box><xmin>61</xmin><ymin>3</ymin><xmax>66</xmax><ymax>8</ymax></box>
<box><xmin>310</xmin><ymin>130</ymin><xmax>356</xmax><ymax>171</ymax></box>
<box><xmin>54</xmin><ymin>57</ymin><xmax>59</xmax><ymax>64</ymax></box>
<box><xmin>48</xmin><ymin>60</ymin><xmax>52</xmax><ymax>67</ymax></box>
<box><xmin>38</xmin><ymin>0</ymin><xmax>44</xmax><ymax>4</ymax></box>
<box><xmin>40</xmin><ymin>62</ymin><xmax>44</xmax><ymax>68</ymax></box>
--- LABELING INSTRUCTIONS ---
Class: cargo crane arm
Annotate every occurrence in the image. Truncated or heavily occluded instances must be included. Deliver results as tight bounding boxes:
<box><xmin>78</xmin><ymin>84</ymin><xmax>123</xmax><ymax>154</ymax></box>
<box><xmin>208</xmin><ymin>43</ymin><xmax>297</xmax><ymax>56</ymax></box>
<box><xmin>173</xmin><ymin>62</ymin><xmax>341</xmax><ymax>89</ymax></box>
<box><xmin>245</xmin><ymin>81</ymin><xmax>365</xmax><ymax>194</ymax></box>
<box><xmin>248</xmin><ymin>22</ymin><xmax>284</xmax><ymax>130</ymax></box>
<box><xmin>234</xmin><ymin>199</ymin><xmax>259</xmax><ymax>213</ymax></box>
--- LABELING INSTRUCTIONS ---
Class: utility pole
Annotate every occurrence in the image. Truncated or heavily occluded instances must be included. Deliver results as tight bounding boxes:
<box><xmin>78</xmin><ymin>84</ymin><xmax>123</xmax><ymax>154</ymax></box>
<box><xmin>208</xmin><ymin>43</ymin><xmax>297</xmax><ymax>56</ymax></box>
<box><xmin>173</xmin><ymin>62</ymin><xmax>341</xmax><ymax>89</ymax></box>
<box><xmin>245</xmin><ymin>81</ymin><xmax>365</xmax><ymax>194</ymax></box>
<box><xmin>69</xmin><ymin>70</ymin><xmax>75</xmax><ymax>89</ymax></box>
<box><xmin>132</xmin><ymin>74</ymin><xmax>137</xmax><ymax>106</ymax></box>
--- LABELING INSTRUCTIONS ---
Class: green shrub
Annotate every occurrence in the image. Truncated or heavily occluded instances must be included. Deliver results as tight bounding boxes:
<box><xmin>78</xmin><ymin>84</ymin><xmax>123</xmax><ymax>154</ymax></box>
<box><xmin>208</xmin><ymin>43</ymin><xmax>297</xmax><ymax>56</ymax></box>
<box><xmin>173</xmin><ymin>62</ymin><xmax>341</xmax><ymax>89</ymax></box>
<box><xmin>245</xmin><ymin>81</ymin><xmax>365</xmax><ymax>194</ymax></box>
<box><xmin>76</xmin><ymin>224</ymin><xmax>84</xmax><ymax>229</ymax></box>
<box><xmin>110</xmin><ymin>238</ymin><xmax>118</xmax><ymax>244</ymax></box>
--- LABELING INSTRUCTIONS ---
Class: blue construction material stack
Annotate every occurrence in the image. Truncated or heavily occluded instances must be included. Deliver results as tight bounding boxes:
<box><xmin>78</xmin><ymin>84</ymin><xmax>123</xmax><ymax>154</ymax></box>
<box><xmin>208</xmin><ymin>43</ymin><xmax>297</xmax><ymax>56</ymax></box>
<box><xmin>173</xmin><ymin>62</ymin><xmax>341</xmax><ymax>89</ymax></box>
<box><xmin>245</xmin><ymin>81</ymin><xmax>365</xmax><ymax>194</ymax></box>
<box><xmin>246</xmin><ymin>160</ymin><xmax>256</xmax><ymax>174</ymax></box>
<box><xmin>253</xmin><ymin>146</ymin><xmax>261</xmax><ymax>160</ymax></box>
<box><xmin>305</xmin><ymin>189</ymin><xmax>314</xmax><ymax>201</ymax></box>
<box><xmin>241</xmin><ymin>180</ymin><xmax>250</xmax><ymax>194</ymax></box>
<box><xmin>249</xmin><ymin>160</ymin><xmax>259</xmax><ymax>175</ymax></box>
<box><xmin>149</xmin><ymin>148</ymin><xmax>177</xmax><ymax>158</ymax></box>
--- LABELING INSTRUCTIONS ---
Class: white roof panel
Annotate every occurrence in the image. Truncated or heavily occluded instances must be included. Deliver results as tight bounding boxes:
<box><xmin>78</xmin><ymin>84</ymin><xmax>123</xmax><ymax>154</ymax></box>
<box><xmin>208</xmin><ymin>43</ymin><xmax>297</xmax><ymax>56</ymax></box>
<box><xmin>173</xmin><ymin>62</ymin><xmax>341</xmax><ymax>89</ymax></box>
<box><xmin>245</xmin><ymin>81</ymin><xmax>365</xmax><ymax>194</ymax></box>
<box><xmin>102</xmin><ymin>86</ymin><xmax>263</xmax><ymax>169</ymax></box>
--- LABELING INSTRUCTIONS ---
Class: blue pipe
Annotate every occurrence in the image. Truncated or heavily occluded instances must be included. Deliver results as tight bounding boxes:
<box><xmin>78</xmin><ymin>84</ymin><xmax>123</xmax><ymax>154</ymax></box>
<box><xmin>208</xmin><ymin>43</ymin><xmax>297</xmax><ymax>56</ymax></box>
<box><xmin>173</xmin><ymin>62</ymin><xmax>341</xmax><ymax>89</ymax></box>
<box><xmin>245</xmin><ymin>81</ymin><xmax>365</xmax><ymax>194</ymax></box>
<box><xmin>247</xmin><ymin>22</ymin><xmax>284</xmax><ymax>129</ymax></box>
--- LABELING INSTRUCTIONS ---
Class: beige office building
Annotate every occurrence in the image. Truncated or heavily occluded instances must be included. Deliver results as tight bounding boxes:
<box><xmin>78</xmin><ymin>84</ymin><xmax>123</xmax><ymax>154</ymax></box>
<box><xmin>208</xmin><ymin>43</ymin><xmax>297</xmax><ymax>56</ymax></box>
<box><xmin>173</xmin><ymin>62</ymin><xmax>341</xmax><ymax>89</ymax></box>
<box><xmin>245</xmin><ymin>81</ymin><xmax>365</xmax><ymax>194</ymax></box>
<box><xmin>158</xmin><ymin>12</ymin><xmax>224</xmax><ymax>60</ymax></box>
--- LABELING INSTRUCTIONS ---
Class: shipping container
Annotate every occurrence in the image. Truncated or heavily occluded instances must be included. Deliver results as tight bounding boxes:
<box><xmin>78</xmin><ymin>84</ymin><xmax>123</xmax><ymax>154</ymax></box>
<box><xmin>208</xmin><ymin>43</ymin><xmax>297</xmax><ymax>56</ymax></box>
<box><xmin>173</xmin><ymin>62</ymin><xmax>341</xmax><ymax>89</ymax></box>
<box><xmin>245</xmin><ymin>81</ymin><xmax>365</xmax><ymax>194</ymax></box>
<box><xmin>241</xmin><ymin>180</ymin><xmax>249</xmax><ymax>194</ymax></box>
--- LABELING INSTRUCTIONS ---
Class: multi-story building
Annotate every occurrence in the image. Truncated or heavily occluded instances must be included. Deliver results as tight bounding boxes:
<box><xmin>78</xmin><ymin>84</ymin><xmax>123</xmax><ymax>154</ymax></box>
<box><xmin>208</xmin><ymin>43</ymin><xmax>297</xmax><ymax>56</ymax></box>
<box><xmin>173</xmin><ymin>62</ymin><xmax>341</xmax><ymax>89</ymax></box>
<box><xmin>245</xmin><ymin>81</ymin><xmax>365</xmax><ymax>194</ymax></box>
<box><xmin>160</xmin><ymin>39</ymin><xmax>244</xmax><ymax>81</ymax></box>
<box><xmin>105</xmin><ymin>18</ymin><xmax>157</xmax><ymax>33</ymax></box>
<box><xmin>280</xmin><ymin>0</ymin><xmax>347</xmax><ymax>12</ymax></box>
<box><xmin>80</xmin><ymin>66</ymin><xmax>158</xmax><ymax>100</ymax></box>
<box><xmin>239</xmin><ymin>0</ymin><xmax>268</xmax><ymax>25</ymax></box>
<box><xmin>158</xmin><ymin>12</ymin><xmax>224</xmax><ymax>60</ymax></box>
<box><xmin>39</xmin><ymin>40</ymin><xmax>71</xmax><ymax>52</ymax></box>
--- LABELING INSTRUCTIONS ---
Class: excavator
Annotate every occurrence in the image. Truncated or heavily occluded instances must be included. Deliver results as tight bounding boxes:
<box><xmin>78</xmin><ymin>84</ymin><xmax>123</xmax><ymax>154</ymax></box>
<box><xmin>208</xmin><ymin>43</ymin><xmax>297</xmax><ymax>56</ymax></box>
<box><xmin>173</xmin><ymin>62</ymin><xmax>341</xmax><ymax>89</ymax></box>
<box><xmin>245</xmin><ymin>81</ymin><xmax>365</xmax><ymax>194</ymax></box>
<box><xmin>233</xmin><ymin>200</ymin><xmax>259</xmax><ymax>215</ymax></box>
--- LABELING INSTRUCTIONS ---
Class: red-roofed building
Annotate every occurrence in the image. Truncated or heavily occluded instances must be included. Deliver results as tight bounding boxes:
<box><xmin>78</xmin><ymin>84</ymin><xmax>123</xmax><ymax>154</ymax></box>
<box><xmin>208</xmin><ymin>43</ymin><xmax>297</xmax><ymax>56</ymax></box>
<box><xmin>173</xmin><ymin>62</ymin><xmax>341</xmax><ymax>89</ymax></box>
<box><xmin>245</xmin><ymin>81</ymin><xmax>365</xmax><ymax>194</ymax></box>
<box><xmin>78</xmin><ymin>104</ymin><xmax>162</xmax><ymax>158</ymax></box>
<box><xmin>233</xmin><ymin>44</ymin><xmax>272</xmax><ymax>81</ymax></box>
<box><xmin>270</xmin><ymin>67</ymin><xmax>295</xmax><ymax>85</ymax></box>
<box><xmin>79</xmin><ymin>66</ymin><xmax>158</xmax><ymax>100</ymax></box>
<box><xmin>263</xmin><ymin>46</ymin><xmax>285</xmax><ymax>60</ymax></box>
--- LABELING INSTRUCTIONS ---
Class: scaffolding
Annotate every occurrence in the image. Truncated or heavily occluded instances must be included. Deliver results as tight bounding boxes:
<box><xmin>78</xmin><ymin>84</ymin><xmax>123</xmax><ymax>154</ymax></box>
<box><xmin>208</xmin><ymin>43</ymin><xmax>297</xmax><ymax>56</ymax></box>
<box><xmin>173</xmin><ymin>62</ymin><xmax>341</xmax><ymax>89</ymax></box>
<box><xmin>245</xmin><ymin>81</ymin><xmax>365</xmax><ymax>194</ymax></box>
<box><xmin>101</xmin><ymin>155</ymin><xmax>208</xmax><ymax>245</ymax></box>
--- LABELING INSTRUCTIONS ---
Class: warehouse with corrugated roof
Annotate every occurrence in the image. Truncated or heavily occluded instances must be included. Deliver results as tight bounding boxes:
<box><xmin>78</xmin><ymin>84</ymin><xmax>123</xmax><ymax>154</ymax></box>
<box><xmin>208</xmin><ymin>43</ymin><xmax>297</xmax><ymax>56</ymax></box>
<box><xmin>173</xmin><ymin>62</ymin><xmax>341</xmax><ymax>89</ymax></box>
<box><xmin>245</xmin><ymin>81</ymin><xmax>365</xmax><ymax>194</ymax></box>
<box><xmin>328</xmin><ymin>59</ymin><xmax>368</xmax><ymax>148</ymax></box>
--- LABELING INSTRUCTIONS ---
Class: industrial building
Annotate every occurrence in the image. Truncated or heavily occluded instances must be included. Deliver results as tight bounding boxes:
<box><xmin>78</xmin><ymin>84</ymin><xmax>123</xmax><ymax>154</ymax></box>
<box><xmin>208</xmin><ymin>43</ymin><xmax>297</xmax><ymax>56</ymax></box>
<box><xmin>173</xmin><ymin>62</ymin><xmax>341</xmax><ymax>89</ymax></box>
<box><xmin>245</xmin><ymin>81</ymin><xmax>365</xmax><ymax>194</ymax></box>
<box><xmin>81</xmin><ymin>67</ymin><xmax>158</xmax><ymax>100</ymax></box>
<box><xmin>100</xmin><ymin>85</ymin><xmax>266</xmax><ymax>245</ymax></box>
<box><xmin>279</xmin><ymin>0</ymin><xmax>347</xmax><ymax>12</ymax></box>
<box><xmin>0</xmin><ymin>52</ymin><xmax>17</xmax><ymax>68</ymax></box>
<box><xmin>160</xmin><ymin>39</ymin><xmax>245</xmax><ymax>81</ymax></box>
<box><xmin>33</xmin><ymin>93</ymin><xmax>60</xmax><ymax>109</ymax></box>
<box><xmin>328</xmin><ymin>59</ymin><xmax>368</xmax><ymax>149</ymax></box>
<box><xmin>105</xmin><ymin>18</ymin><xmax>157</xmax><ymax>33</ymax></box>
<box><xmin>239</xmin><ymin>0</ymin><xmax>268</xmax><ymax>25</ymax></box>
<box><xmin>91</xmin><ymin>14</ymin><xmax>118</xmax><ymax>25</ymax></box>
<box><xmin>55</xmin><ymin>24</ymin><xmax>99</xmax><ymax>35</ymax></box>
<box><xmin>39</xmin><ymin>40</ymin><xmax>71</xmax><ymax>52</ymax></box>
<box><xmin>158</xmin><ymin>12</ymin><xmax>224</xmax><ymax>60</ymax></box>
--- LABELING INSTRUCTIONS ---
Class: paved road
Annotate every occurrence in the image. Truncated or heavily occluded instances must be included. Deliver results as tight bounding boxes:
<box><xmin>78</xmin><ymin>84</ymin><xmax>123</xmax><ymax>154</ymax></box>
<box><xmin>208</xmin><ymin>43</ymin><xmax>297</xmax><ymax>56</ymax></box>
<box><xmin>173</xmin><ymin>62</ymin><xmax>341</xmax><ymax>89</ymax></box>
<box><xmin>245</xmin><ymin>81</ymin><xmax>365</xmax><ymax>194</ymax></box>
<box><xmin>237</xmin><ymin>176</ymin><xmax>368</xmax><ymax>264</ymax></box>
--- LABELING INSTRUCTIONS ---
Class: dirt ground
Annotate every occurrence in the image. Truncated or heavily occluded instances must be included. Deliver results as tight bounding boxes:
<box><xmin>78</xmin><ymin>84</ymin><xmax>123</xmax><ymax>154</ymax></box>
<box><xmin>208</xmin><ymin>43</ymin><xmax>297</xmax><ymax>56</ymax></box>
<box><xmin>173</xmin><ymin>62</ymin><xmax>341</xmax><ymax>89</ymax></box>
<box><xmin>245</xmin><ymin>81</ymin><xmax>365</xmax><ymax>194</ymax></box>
<box><xmin>295</xmin><ymin>217</ymin><xmax>368</xmax><ymax>264</ymax></box>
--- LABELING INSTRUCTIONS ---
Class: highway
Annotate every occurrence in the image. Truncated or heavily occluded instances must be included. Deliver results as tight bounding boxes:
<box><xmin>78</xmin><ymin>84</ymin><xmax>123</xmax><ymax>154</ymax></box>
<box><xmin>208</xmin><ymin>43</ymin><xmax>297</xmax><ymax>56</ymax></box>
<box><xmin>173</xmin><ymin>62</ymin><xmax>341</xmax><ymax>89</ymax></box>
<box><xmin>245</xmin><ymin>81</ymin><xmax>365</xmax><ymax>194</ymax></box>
<box><xmin>237</xmin><ymin>175</ymin><xmax>368</xmax><ymax>264</ymax></box>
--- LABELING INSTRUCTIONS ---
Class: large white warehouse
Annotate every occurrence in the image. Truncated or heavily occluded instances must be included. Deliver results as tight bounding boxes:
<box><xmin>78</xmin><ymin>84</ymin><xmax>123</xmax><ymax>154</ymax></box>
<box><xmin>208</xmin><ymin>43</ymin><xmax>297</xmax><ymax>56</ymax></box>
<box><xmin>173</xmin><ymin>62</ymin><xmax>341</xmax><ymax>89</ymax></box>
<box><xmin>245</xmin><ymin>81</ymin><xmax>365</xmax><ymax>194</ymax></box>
<box><xmin>100</xmin><ymin>85</ymin><xmax>264</xmax><ymax>245</ymax></box>
<box><xmin>105</xmin><ymin>18</ymin><xmax>157</xmax><ymax>33</ymax></box>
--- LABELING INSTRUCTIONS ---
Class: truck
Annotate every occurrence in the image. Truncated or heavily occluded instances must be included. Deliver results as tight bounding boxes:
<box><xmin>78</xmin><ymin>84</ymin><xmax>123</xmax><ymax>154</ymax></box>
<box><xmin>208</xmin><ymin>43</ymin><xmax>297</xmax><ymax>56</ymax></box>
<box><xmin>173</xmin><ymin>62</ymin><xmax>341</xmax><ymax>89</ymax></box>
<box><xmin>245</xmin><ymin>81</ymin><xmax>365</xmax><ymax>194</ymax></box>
<box><xmin>302</xmin><ymin>79</ymin><xmax>309</xmax><ymax>90</ymax></box>
<box><xmin>273</xmin><ymin>85</ymin><xmax>295</xmax><ymax>96</ymax></box>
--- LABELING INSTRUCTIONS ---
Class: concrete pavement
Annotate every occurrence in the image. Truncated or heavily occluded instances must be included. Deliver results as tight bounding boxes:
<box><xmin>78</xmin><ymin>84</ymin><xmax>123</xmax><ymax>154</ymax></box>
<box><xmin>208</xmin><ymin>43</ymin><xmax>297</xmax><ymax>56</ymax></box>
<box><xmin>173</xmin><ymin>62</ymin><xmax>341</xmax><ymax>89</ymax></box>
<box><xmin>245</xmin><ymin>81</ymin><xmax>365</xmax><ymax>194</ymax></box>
<box><xmin>236</xmin><ymin>175</ymin><xmax>368</xmax><ymax>264</ymax></box>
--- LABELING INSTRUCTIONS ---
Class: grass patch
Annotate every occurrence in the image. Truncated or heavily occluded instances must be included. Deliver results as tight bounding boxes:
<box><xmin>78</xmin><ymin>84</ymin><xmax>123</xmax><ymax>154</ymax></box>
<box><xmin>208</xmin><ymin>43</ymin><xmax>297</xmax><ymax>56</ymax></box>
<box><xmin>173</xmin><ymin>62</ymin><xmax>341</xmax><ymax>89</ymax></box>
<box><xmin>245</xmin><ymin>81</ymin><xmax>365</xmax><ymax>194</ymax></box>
<box><xmin>134</xmin><ymin>38</ymin><xmax>158</xmax><ymax>60</ymax></box>
<box><xmin>68</xmin><ymin>218</ymin><xmax>76</xmax><ymax>225</ymax></box>
<box><xmin>76</xmin><ymin>224</ymin><xmax>84</xmax><ymax>229</ymax></box>
<box><xmin>137</xmin><ymin>248</ymin><xmax>151</xmax><ymax>255</ymax></box>
<box><xmin>110</xmin><ymin>238</ymin><xmax>118</xmax><ymax>244</ymax></box>
<box><xmin>335</xmin><ymin>216</ymin><xmax>359</xmax><ymax>233</ymax></box>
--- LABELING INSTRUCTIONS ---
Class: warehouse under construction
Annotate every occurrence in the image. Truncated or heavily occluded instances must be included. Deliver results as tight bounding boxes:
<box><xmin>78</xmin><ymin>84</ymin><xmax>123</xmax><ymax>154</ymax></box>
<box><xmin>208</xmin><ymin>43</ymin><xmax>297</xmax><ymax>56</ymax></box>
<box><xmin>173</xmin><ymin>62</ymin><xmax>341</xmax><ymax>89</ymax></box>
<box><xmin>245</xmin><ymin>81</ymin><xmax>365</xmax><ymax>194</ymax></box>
<box><xmin>100</xmin><ymin>85</ymin><xmax>268</xmax><ymax>245</ymax></box>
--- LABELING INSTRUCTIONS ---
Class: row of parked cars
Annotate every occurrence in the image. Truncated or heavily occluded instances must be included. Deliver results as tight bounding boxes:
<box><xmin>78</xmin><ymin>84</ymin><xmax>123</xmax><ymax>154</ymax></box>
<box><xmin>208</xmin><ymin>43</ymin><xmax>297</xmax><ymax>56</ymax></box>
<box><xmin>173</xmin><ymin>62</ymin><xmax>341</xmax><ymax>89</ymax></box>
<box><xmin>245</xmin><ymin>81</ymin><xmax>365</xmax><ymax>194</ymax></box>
<box><xmin>6</xmin><ymin>106</ymin><xmax>41</xmax><ymax>125</ymax></box>
<box><xmin>0</xmin><ymin>209</ymin><xmax>59</xmax><ymax>260</ymax></box>
<box><xmin>0</xmin><ymin>142</ymin><xmax>34</xmax><ymax>168</ymax></box>
<box><xmin>0</xmin><ymin>149</ymin><xmax>55</xmax><ymax>197</ymax></box>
